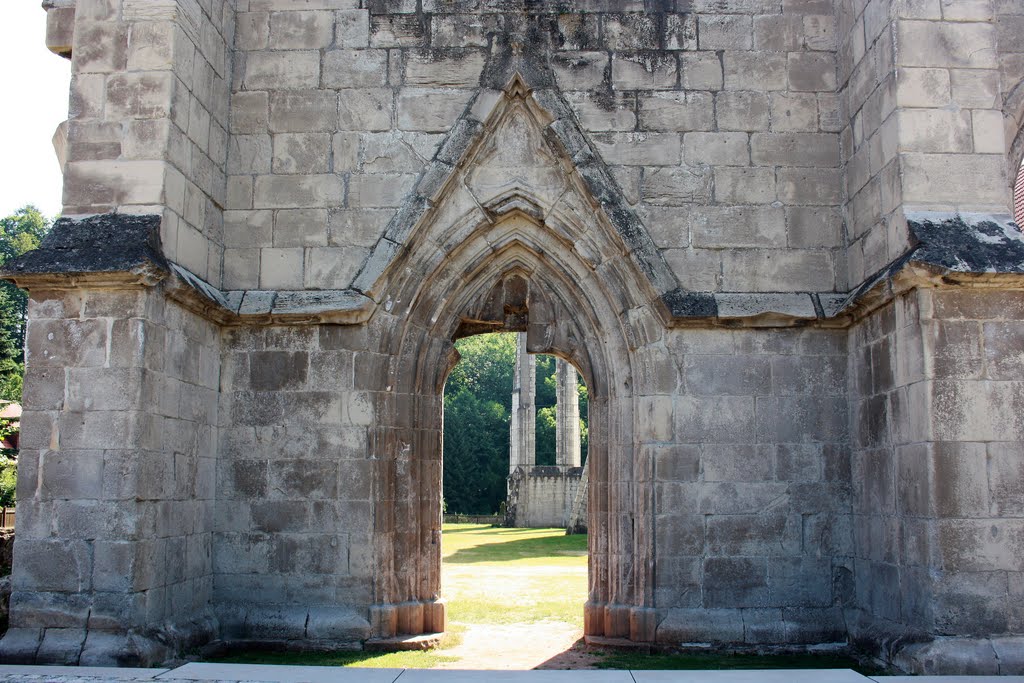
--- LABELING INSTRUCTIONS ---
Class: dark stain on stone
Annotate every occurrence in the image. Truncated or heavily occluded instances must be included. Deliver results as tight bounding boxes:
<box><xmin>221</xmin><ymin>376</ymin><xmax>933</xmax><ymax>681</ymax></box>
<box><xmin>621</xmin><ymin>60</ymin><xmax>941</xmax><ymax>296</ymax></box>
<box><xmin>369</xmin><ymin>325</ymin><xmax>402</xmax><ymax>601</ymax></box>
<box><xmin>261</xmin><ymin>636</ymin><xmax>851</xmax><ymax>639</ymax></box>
<box><xmin>2</xmin><ymin>213</ymin><xmax>168</xmax><ymax>278</ymax></box>
<box><xmin>662</xmin><ymin>289</ymin><xmax>718</xmax><ymax>318</ymax></box>
<box><xmin>908</xmin><ymin>215</ymin><xmax>1024</xmax><ymax>273</ymax></box>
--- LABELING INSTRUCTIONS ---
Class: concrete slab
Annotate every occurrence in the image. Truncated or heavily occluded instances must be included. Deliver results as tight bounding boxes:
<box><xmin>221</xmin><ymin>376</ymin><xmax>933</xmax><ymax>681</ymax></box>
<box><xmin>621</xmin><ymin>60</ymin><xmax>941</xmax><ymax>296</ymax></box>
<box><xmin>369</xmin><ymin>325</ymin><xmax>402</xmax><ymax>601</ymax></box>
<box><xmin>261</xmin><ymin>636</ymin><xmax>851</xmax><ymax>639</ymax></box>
<box><xmin>157</xmin><ymin>662</ymin><xmax>402</xmax><ymax>683</ymax></box>
<box><xmin>631</xmin><ymin>671</ymin><xmax>869</xmax><ymax>683</ymax></box>
<box><xmin>0</xmin><ymin>665</ymin><xmax>168</xmax><ymax>679</ymax></box>
<box><xmin>397</xmin><ymin>672</ymin><xmax>633</xmax><ymax>683</ymax></box>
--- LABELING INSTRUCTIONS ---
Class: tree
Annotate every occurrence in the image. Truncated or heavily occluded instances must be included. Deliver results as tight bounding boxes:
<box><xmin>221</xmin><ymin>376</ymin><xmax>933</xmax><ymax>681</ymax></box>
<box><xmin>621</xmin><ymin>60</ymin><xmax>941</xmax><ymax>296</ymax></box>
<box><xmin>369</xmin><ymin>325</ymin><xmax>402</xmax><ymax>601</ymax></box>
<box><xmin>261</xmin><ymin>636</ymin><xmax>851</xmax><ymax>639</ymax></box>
<box><xmin>0</xmin><ymin>206</ymin><xmax>50</xmax><ymax>402</ymax></box>
<box><xmin>443</xmin><ymin>333</ymin><xmax>516</xmax><ymax>514</ymax></box>
<box><xmin>441</xmin><ymin>332</ymin><xmax>590</xmax><ymax>514</ymax></box>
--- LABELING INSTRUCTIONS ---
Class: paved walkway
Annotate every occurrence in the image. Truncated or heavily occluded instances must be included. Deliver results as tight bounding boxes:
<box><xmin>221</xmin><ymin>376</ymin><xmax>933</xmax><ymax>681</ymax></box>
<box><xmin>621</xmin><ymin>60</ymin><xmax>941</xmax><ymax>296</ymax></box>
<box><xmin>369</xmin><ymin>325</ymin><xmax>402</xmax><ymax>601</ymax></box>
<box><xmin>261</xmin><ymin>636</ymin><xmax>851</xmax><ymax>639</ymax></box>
<box><xmin>0</xmin><ymin>664</ymin><xmax>1021</xmax><ymax>683</ymax></box>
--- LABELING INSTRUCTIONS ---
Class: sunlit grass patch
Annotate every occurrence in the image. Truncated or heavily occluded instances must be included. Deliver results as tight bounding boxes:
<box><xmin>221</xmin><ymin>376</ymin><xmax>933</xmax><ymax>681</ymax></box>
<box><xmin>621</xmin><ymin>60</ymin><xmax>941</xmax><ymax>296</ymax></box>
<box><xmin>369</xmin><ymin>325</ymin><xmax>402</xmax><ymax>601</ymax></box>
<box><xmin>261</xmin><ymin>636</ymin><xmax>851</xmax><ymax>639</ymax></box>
<box><xmin>442</xmin><ymin>523</ymin><xmax>588</xmax><ymax>629</ymax></box>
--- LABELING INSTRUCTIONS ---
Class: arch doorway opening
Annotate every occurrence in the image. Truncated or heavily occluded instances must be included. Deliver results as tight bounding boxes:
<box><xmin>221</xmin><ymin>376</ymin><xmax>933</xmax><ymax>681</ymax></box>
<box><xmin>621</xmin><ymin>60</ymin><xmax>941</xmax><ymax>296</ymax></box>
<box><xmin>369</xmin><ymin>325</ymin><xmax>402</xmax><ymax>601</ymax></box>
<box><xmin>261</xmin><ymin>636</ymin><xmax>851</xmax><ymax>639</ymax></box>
<box><xmin>439</xmin><ymin>331</ymin><xmax>590</xmax><ymax>668</ymax></box>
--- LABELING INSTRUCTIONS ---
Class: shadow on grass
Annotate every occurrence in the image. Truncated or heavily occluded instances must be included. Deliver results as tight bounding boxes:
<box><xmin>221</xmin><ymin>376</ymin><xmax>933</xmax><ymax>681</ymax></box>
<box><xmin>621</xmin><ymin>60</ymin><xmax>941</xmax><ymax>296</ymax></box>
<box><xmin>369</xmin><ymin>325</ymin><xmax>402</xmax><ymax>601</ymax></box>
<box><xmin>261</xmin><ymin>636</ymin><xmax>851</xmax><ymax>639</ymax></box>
<box><xmin>444</xmin><ymin>531</ymin><xmax>588</xmax><ymax>564</ymax></box>
<box><xmin>591</xmin><ymin>650</ymin><xmax>891</xmax><ymax>675</ymax></box>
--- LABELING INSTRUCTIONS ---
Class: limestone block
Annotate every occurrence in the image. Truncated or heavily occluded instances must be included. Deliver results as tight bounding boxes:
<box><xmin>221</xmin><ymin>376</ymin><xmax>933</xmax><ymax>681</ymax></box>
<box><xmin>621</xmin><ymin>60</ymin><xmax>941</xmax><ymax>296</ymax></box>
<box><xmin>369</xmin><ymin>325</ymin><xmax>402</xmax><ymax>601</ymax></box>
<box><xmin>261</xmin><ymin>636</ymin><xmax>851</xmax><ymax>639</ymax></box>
<box><xmin>901</xmin><ymin>153</ymin><xmax>1007</xmax><ymax>205</ymax></box>
<box><xmin>27</xmin><ymin>319</ymin><xmax>108</xmax><ymax>369</ymax></box>
<box><xmin>709</xmin><ymin>514</ymin><xmax>801</xmax><ymax>557</ymax></box>
<box><xmin>715</xmin><ymin>91</ymin><xmax>770</xmax><ymax>132</ymax></box>
<box><xmin>638</xmin><ymin>92</ymin><xmax>714</xmax><ymax>132</ymax></box>
<box><xmin>335</xmin><ymin>89</ymin><xmax>393</xmax><ymax>131</ymax></box>
<box><xmin>657</xmin><ymin>608</ymin><xmax>744</xmax><ymax>644</ymax></box>
<box><xmin>785</xmin><ymin>207</ymin><xmax>842</xmax><ymax>249</ymax></box>
<box><xmin>714</xmin><ymin>167</ymin><xmax>776</xmax><ymax>204</ymax></box>
<box><xmin>272</xmin><ymin>133</ymin><xmax>331</xmax><ymax>174</ymax></box>
<box><xmin>691</xmin><ymin>206</ymin><xmax>786</xmax><ymax>248</ymax></box>
<box><xmin>323</xmin><ymin>49</ymin><xmax>389</xmax><ymax>88</ymax></box>
<box><xmin>950</xmin><ymin>68</ymin><xmax>1000</xmax><ymax>109</ymax></box>
<box><xmin>897</xmin><ymin>67</ymin><xmax>951</xmax><ymax>107</ymax></box>
<box><xmin>126</xmin><ymin>22</ymin><xmax>175</xmax><ymax>71</ymax></box>
<box><xmin>224</xmin><ymin>210</ymin><xmax>272</xmax><ymax>250</ymax></box>
<box><xmin>273</xmin><ymin>209</ymin><xmax>328</xmax><ymax>247</ymax></box>
<box><xmin>329</xmin><ymin>208</ymin><xmax>393</xmax><ymax>247</ymax></box>
<box><xmin>675</xmin><ymin>395</ymin><xmax>755</xmax><ymax>443</ymax></box>
<box><xmin>237</xmin><ymin>12</ymin><xmax>270</xmax><ymax>50</ymax></box>
<box><xmin>751</xmin><ymin>132</ymin><xmax>839</xmax><ymax>167</ymax></box>
<box><xmin>898</xmin><ymin>21</ymin><xmax>997</xmax><ymax>68</ymax></box>
<box><xmin>253</xmin><ymin>175</ymin><xmax>344</xmax><ymax>209</ymax></box>
<box><xmin>396</xmin><ymin>88</ymin><xmax>472</xmax><ymax>132</ymax></box>
<box><xmin>971</xmin><ymin>109</ymin><xmax>1004</xmax><ymax>154</ymax></box>
<box><xmin>269</xmin><ymin>10</ymin><xmax>335</xmax><ymax>49</ymax></box>
<box><xmin>552</xmin><ymin>52</ymin><xmax>609</xmax><ymax>90</ymax></box>
<box><xmin>304</xmin><ymin>247</ymin><xmax>367</xmax><ymax>289</ymax></box>
<box><xmin>685</xmin><ymin>355</ymin><xmax>771</xmax><ymax>397</ymax></box>
<box><xmin>370</xmin><ymin>14</ymin><xmax>426</xmax><ymax>48</ymax></box>
<box><xmin>642</xmin><ymin>166</ymin><xmax>713</xmax><ymax>205</ymax></box>
<box><xmin>680</xmin><ymin>52</ymin><xmax>723</xmax><ymax>90</ymax></box>
<box><xmin>704</xmin><ymin>557</ymin><xmax>769</xmax><ymax>608</ymax></box>
<box><xmin>348</xmin><ymin>174</ymin><xmax>416</xmax><ymax>208</ymax></box>
<box><xmin>270</xmin><ymin>90</ymin><xmax>339</xmax><ymax>132</ymax></box>
<box><xmin>15</xmin><ymin>540</ymin><xmax>92</xmax><ymax>593</ymax></box>
<box><xmin>590</xmin><ymin>133</ymin><xmax>679</xmax><ymax>167</ymax></box>
<box><xmin>230</xmin><ymin>92</ymin><xmax>269</xmax><ymax>134</ymax></box>
<box><xmin>260</xmin><ymin>248</ymin><xmax>305</xmax><ymax>289</ymax></box>
<box><xmin>788</xmin><ymin>52</ymin><xmax>837</xmax><ymax>92</ymax></box>
<box><xmin>564</xmin><ymin>92</ymin><xmax>636</xmax><ymax>132</ymax></box>
<box><xmin>698</xmin><ymin>15</ymin><xmax>753</xmax><ymax>50</ymax></box>
<box><xmin>770</xmin><ymin>92</ymin><xmax>819</xmax><ymax>132</ymax></box>
<box><xmin>724</xmin><ymin>52</ymin><xmax>787</xmax><ymax>90</ymax></box>
<box><xmin>684</xmin><ymin>132</ymin><xmax>750</xmax><ymax>166</ymax></box>
<box><xmin>243</xmin><ymin>51</ymin><xmax>321</xmax><ymax>90</ymax></box>
<box><xmin>897</xmin><ymin>108</ymin><xmax>972</xmax><ymax>153</ymax></box>
<box><xmin>753</xmin><ymin>14</ymin><xmax>802</xmax><ymax>51</ymax></box>
<box><xmin>228</xmin><ymin>135</ymin><xmax>272</xmax><ymax>175</ymax></box>
<box><xmin>45</xmin><ymin>6</ymin><xmax>75</xmax><ymax>57</ymax></box>
<box><xmin>72</xmin><ymin>21</ymin><xmax>128</xmax><ymax>74</ymax></box>
<box><xmin>404</xmin><ymin>49</ymin><xmax>486</xmax><ymax>87</ymax></box>
<box><xmin>611</xmin><ymin>53</ymin><xmax>678</xmax><ymax>91</ymax></box>
<box><xmin>776</xmin><ymin>167</ymin><xmax>842</xmax><ymax>205</ymax></box>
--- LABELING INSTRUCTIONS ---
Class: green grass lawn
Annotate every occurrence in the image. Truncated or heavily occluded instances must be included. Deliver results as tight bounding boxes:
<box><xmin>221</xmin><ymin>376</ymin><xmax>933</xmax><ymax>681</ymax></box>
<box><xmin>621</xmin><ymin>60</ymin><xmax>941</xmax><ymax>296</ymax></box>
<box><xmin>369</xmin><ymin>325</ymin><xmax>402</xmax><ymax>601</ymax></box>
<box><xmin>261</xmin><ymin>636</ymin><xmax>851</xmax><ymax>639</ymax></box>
<box><xmin>442</xmin><ymin>524</ymin><xmax>588</xmax><ymax>628</ymax></box>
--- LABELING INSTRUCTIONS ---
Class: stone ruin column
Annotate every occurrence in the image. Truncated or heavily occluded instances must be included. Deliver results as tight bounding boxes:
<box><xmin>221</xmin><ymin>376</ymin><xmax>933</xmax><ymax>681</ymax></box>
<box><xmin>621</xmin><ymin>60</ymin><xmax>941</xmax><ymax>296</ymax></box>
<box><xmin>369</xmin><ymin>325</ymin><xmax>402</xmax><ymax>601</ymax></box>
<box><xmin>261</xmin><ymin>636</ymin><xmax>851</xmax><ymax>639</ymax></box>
<box><xmin>555</xmin><ymin>359</ymin><xmax>581</xmax><ymax>467</ymax></box>
<box><xmin>509</xmin><ymin>332</ymin><xmax>536</xmax><ymax>472</ymax></box>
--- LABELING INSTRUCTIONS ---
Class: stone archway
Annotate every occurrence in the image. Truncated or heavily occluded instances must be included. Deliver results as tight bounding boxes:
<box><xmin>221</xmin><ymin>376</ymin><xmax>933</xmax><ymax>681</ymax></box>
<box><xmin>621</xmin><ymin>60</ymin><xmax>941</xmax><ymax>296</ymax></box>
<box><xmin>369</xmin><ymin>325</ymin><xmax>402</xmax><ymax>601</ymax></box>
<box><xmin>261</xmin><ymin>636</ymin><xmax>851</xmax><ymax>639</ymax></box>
<box><xmin>351</xmin><ymin>75</ymin><xmax>675</xmax><ymax>643</ymax></box>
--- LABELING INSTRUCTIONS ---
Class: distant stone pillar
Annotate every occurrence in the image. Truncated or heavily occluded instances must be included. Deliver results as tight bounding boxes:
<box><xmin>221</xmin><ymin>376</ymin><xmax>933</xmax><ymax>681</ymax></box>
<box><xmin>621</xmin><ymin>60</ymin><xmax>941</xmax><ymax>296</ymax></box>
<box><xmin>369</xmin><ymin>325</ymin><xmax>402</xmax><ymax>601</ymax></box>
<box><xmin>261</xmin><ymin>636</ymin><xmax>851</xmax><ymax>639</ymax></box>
<box><xmin>555</xmin><ymin>359</ymin><xmax>581</xmax><ymax>467</ymax></box>
<box><xmin>509</xmin><ymin>332</ymin><xmax>536</xmax><ymax>472</ymax></box>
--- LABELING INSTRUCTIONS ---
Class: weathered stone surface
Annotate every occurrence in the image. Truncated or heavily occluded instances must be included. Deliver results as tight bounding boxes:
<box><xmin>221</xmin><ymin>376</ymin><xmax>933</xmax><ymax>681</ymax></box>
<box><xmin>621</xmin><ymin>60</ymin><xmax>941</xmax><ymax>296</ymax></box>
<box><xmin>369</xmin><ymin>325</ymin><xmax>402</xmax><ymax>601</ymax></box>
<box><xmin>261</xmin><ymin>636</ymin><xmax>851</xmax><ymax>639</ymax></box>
<box><xmin>10</xmin><ymin>0</ymin><xmax>1024</xmax><ymax>672</ymax></box>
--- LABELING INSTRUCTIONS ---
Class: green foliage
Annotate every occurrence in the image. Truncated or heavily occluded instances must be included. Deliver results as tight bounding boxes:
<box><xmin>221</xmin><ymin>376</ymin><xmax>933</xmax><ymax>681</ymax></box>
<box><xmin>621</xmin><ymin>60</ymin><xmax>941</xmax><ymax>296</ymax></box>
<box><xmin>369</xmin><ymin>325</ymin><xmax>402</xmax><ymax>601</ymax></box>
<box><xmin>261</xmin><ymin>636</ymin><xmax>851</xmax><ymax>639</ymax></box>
<box><xmin>0</xmin><ymin>206</ymin><xmax>51</xmax><ymax>402</ymax></box>
<box><xmin>442</xmin><ymin>333</ymin><xmax>591</xmax><ymax>514</ymax></box>
<box><xmin>443</xmin><ymin>333</ymin><xmax>516</xmax><ymax>515</ymax></box>
<box><xmin>0</xmin><ymin>453</ymin><xmax>16</xmax><ymax>507</ymax></box>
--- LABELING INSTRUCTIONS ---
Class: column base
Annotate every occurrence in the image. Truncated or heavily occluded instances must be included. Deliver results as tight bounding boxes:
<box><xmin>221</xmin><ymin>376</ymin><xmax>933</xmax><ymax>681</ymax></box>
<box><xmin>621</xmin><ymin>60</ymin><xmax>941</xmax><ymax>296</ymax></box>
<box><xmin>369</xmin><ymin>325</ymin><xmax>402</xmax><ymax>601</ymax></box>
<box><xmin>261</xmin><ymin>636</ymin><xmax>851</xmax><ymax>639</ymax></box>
<box><xmin>370</xmin><ymin>599</ymin><xmax>446</xmax><ymax>638</ymax></box>
<box><xmin>584</xmin><ymin>602</ymin><xmax>655</xmax><ymax>642</ymax></box>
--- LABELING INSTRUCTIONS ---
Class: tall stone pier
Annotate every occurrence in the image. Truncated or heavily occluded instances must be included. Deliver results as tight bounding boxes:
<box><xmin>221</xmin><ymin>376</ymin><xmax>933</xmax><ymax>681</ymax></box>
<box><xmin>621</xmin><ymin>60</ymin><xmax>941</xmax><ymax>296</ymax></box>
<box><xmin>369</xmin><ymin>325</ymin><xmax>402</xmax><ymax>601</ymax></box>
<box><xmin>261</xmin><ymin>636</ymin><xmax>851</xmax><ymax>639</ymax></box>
<box><xmin>2</xmin><ymin>0</ymin><xmax>1024</xmax><ymax>673</ymax></box>
<box><xmin>506</xmin><ymin>335</ymin><xmax>584</xmax><ymax>528</ymax></box>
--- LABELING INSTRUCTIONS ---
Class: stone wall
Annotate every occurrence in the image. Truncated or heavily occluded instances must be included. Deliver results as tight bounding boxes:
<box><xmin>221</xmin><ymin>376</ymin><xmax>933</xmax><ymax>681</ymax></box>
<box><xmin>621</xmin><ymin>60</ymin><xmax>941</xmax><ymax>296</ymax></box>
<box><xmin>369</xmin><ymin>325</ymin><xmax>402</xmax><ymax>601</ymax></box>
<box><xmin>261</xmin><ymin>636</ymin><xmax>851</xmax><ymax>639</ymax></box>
<box><xmin>215</xmin><ymin>324</ymin><xmax>373</xmax><ymax>645</ymax></box>
<box><xmin>3</xmin><ymin>287</ymin><xmax>220</xmax><ymax>665</ymax></box>
<box><xmin>654</xmin><ymin>326</ymin><xmax>852</xmax><ymax>645</ymax></box>
<box><xmin>225</xmin><ymin>0</ymin><xmax>844</xmax><ymax>294</ymax></box>
<box><xmin>4</xmin><ymin>0</ymin><xmax>1024</xmax><ymax>673</ymax></box>
<box><xmin>62</xmin><ymin>0</ymin><xmax>234</xmax><ymax>285</ymax></box>
<box><xmin>507</xmin><ymin>466</ymin><xmax>583</xmax><ymax>528</ymax></box>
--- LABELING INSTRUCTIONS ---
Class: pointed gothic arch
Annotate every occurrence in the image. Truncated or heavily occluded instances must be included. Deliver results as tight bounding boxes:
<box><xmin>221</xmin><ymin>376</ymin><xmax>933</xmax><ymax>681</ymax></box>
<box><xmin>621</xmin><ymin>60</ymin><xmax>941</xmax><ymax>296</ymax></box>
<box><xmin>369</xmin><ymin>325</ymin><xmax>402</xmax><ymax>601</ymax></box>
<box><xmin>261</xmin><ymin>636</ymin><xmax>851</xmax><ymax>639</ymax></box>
<box><xmin>357</xmin><ymin>74</ymin><xmax>674</xmax><ymax>642</ymax></box>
